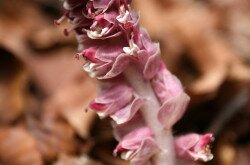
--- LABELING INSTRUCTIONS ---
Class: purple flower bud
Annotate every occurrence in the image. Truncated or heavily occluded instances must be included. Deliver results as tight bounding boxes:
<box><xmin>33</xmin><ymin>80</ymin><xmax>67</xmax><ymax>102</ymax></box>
<box><xmin>175</xmin><ymin>133</ymin><xmax>214</xmax><ymax>162</ymax></box>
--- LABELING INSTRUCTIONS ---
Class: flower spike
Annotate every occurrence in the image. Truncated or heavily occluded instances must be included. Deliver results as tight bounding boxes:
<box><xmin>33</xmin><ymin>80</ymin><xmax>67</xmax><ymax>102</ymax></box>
<box><xmin>58</xmin><ymin>0</ymin><xmax>214</xmax><ymax>164</ymax></box>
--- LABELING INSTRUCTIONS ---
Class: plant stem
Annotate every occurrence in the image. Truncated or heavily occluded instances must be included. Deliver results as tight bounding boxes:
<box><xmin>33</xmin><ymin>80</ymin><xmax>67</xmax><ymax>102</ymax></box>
<box><xmin>124</xmin><ymin>65</ymin><xmax>176</xmax><ymax>165</ymax></box>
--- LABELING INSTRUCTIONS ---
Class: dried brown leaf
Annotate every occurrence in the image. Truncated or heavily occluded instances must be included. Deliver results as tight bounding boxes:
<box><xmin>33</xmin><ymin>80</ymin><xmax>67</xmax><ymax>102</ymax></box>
<box><xmin>0</xmin><ymin>47</ymin><xmax>28</xmax><ymax>123</ymax></box>
<box><xmin>42</xmin><ymin>73</ymin><xmax>97</xmax><ymax>139</ymax></box>
<box><xmin>0</xmin><ymin>127</ymin><xmax>43</xmax><ymax>165</ymax></box>
<box><xmin>27</xmin><ymin>118</ymin><xmax>77</xmax><ymax>161</ymax></box>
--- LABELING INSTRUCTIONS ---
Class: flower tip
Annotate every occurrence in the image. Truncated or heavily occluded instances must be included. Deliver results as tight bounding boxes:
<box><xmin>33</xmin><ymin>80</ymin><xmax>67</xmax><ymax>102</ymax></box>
<box><xmin>200</xmin><ymin>133</ymin><xmax>214</xmax><ymax>146</ymax></box>
<box><xmin>54</xmin><ymin>15</ymin><xmax>66</xmax><ymax>26</ymax></box>
<box><xmin>89</xmin><ymin>101</ymin><xmax>107</xmax><ymax>111</ymax></box>
<box><xmin>82</xmin><ymin>48</ymin><xmax>99</xmax><ymax>63</ymax></box>
<box><xmin>54</xmin><ymin>19</ymin><xmax>60</xmax><ymax>26</ymax></box>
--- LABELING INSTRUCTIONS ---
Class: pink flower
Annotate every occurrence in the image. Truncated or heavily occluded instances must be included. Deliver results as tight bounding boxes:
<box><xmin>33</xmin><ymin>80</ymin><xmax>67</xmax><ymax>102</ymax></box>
<box><xmin>78</xmin><ymin>28</ymin><xmax>160</xmax><ymax>79</ymax></box>
<box><xmin>123</xmin><ymin>29</ymin><xmax>161</xmax><ymax>79</ymax></box>
<box><xmin>175</xmin><ymin>133</ymin><xmax>214</xmax><ymax>162</ymax></box>
<box><xmin>60</xmin><ymin>0</ymin><xmax>138</xmax><ymax>38</ymax></box>
<box><xmin>84</xmin><ymin>0</ymin><xmax>117</xmax><ymax>19</ymax></box>
<box><xmin>78</xmin><ymin>37</ymin><xmax>131</xmax><ymax>79</ymax></box>
<box><xmin>114</xmin><ymin>127</ymin><xmax>159</xmax><ymax>165</ymax></box>
<box><xmin>151</xmin><ymin>63</ymin><xmax>190</xmax><ymax>129</ymax></box>
<box><xmin>85</xmin><ymin>8</ymin><xmax>138</xmax><ymax>39</ymax></box>
<box><xmin>152</xmin><ymin>63</ymin><xmax>183</xmax><ymax>104</ymax></box>
<box><xmin>85</xmin><ymin>11</ymin><xmax>122</xmax><ymax>39</ymax></box>
<box><xmin>78</xmin><ymin>29</ymin><xmax>160</xmax><ymax>79</ymax></box>
<box><xmin>89</xmin><ymin>83</ymin><xmax>143</xmax><ymax>124</ymax></box>
<box><xmin>116</xmin><ymin>3</ymin><xmax>139</xmax><ymax>30</ymax></box>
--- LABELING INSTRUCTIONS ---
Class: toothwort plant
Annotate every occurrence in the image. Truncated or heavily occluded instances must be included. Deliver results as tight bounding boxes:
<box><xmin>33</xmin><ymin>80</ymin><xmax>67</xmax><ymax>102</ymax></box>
<box><xmin>56</xmin><ymin>0</ymin><xmax>214</xmax><ymax>164</ymax></box>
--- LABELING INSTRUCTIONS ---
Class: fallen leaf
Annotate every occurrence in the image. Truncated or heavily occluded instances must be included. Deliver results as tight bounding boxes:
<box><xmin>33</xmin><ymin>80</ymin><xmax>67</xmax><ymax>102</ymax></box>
<box><xmin>0</xmin><ymin>127</ymin><xmax>43</xmax><ymax>165</ymax></box>
<box><xmin>43</xmin><ymin>73</ymin><xmax>97</xmax><ymax>139</ymax></box>
<box><xmin>0</xmin><ymin>47</ymin><xmax>28</xmax><ymax>123</ymax></box>
<box><xmin>27</xmin><ymin>117</ymin><xmax>77</xmax><ymax>161</ymax></box>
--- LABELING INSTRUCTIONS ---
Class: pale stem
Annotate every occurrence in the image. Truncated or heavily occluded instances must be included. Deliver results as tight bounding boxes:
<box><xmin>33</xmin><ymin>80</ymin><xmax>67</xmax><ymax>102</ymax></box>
<box><xmin>124</xmin><ymin>65</ymin><xmax>176</xmax><ymax>165</ymax></box>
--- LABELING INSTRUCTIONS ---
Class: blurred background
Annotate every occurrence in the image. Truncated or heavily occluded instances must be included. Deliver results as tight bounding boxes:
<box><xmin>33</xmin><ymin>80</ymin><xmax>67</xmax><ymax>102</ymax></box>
<box><xmin>0</xmin><ymin>0</ymin><xmax>249</xmax><ymax>165</ymax></box>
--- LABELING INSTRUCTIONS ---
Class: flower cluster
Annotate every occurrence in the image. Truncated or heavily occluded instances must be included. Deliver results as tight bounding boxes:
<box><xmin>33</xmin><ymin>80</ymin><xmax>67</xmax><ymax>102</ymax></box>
<box><xmin>58</xmin><ymin>0</ymin><xmax>214</xmax><ymax>164</ymax></box>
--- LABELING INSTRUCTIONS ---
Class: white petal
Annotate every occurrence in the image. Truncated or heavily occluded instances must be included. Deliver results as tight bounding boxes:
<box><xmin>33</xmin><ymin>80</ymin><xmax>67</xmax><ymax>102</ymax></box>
<box><xmin>83</xmin><ymin>62</ymin><xmax>97</xmax><ymax>73</ymax></box>
<box><xmin>121</xmin><ymin>150</ymin><xmax>134</xmax><ymax>160</ymax></box>
<box><xmin>123</xmin><ymin>42</ymin><xmax>140</xmax><ymax>55</ymax></box>
<box><xmin>117</xmin><ymin>11</ymin><xmax>130</xmax><ymax>24</ymax></box>
<box><xmin>87</xmin><ymin>27</ymin><xmax>109</xmax><ymax>39</ymax></box>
